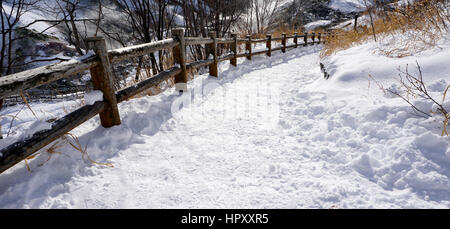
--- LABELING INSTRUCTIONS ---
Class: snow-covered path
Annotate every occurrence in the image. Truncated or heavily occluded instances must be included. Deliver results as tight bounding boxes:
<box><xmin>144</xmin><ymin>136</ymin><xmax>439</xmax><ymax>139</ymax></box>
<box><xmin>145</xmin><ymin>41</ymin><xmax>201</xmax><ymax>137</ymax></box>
<box><xmin>1</xmin><ymin>45</ymin><xmax>449</xmax><ymax>209</ymax></box>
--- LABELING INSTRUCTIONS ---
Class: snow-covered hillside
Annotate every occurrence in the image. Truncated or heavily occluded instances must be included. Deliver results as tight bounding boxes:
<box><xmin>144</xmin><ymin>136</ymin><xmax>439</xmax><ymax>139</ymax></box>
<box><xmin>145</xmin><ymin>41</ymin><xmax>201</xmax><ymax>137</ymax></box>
<box><xmin>329</xmin><ymin>0</ymin><xmax>368</xmax><ymax>13</ymax></box>
<box><xmin>1</xmin><ymin>3</ymin><xmax>59</xmax><ymax>38</ymax></box>
<box><xmin>280</xmin><ymin>0</ymin><xmax>371</xmax><ymax>13</ymax></box>
<box><xmin>1</xmin><ymin>35</ymin><xmax>449</xmax><ymax>208</ymax></box>
<box><xmin>273</xmin><ymin>0</ymin><xmax>377</xmax><ymax>33</ymax></box>
<box><xmin>304</xmin><ymin>20</ymin><xmax>333</xmax><ymax>31</ymax></box>
<box><xmin>318</xmin><ymin>39</ymin><xmax>450</xmax><ymax>205</ymax></box>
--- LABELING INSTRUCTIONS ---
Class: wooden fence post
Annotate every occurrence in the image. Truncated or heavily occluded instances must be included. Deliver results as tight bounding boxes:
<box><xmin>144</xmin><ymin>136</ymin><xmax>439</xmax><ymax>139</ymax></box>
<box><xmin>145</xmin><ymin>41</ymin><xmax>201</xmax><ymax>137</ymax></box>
<box><xmin>85</xmin><ymin>37</ymin><xmax>121</xmax><ymax>128</ymax></box>
<box><xmin>246</xmin><ymin>35</ymin><xmax>252</xmax><ymax>60</ymax></box>
<box><xmin>266</xmin><ymin>34</ymin><xmax>272</xmax><ymax>57</ymax></box>
<box><xmin>312</xmin><ymin>32</ymin><xmax>316</xmax><ymax>45</ymax></box>
<box><xmin>294</xmin><ymin>32</ymin><xmax>298</xmax><ymax>48</ymax></box>
<box><xmin>172</xmin><ymin>28</ymin><xmax>188</xmax><ymax>92</ymax></box>
<box><xmin>304</xmin><ymin>32</ymin><xmax>308</xmax><ymax>46</ymax></box>
<box><xmin>208</xmin><ymin>31</ymin><xmax>218</xmax><ymax>77</ymax></box>
<box><xmin>282</xmin><ymin>33</ymin><xmax>287</xmax><ymax>53</ymax></box>
<box><xmin>231</xmin><ymin>33</ymin><xmax>238</xmax><ymax>67</ymax></box>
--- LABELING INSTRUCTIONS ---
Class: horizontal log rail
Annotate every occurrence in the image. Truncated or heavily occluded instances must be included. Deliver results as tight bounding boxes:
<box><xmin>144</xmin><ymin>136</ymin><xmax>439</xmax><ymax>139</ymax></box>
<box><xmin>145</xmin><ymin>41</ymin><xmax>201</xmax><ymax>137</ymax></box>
<box><xmin>187</xmin><ymin>59</ymin><xmax>215</xmax><ymax>70</ymax></box>
<box><xmin>271</xmin><ymin>37</ymin><xmax>284</xmax><ymax>41</ymax></box>
<box><xmin>218</xmin><ymin>54</ymin><xmax>235</xmax><ymax>62</ymax></box>
<box><xmin>0</xmin><ymin>29</ymin><xmax>327</xmax><ymax>175</ymax></box>
<box><xmin>0</xmin><ymin>55</ymin><xmax>99</xmax><ymax>99</ymax></box>
<box><xmin>287</xmin><ymin>35</ymin><xmax>305</xmax><ymax>39</ymax></box>
<box><xmin>108</xmin><ymin>38</ymin><xmax>179</xmax><ymax>64</ymax></box>
<box><xmin>116</xmin><ymin>67</ymin><xmax>181</xmax><ymax>103</ymax></box>
<box><xmin>0</xmin><ymin>101</ymin><xmax>106</xmax><ymax>174</ymax></box>
<box><xmin>251</xmin><ymin>39</ymin><xmax>267</xmax><ymax>43</ymax></box>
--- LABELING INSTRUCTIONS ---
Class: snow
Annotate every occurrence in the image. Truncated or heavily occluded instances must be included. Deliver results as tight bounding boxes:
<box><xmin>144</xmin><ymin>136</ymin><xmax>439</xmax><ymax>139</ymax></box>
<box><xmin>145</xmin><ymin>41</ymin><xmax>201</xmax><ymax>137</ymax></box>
<box><xmin>21</xmin><ymin>121</ymin><xmax>52</xmax><ymax>140</ymax></box>
<box><xmin>24</xmin><ymin>52</ymin><xmax>72</xmax><ymax>69</ymax></box>
<box><xmin>332</xmin><ymin>14</ymin><xmax>373</xmax><ymax>30</ymax></box>
<box><xmin>0</xmin><ymin>100</ymin><xmax>84</xmax><ymax>151</ymax></box>
<box><xmin>84</xmin><ymin>91</ymin><xmax>104</xmax><ymax>106</ymax></box>
<box><xmin>1</xmin><ymin>35</ymin><xmax>450</xmax><ymax>208</ymax></box>
<box><xmin>304</xmin><ymin>20</ymin><xmax>332</xmax><ymax>31</ymax></box>
<box><xmin>329</xmin><ymin>0</ymin><xmax>368</xmax><ymax>13</ymax></box>
<box><xmin>315</xmin><ymin>31</ymin><xmax>450</xmax><ymax>203</ymax></box>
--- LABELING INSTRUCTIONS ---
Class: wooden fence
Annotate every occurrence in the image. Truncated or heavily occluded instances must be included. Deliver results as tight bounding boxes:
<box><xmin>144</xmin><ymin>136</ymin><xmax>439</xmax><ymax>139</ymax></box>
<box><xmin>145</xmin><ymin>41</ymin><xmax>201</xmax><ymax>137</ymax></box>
<box><xmin>0</xmin><ymin>29</ymin><xmax>326</xmax><ymax>174</ymax></box>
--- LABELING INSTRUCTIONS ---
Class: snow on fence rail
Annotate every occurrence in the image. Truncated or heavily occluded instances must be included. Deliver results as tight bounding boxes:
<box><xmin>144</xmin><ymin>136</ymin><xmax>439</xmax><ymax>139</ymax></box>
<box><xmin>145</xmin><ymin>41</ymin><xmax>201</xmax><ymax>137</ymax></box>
<box><xmin>0</xmin><ymin>28</ymin><xmax>327</xmax><ymax>175</ymax></box>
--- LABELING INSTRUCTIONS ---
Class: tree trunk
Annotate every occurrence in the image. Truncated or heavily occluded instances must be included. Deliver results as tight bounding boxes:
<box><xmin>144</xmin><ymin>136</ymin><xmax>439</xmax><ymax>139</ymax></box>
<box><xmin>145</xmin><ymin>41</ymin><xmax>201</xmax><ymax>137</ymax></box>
<box><xmin>69</xmin><ymin>12</ymin><xmax>85</xmax><ymax>55</ymax></box>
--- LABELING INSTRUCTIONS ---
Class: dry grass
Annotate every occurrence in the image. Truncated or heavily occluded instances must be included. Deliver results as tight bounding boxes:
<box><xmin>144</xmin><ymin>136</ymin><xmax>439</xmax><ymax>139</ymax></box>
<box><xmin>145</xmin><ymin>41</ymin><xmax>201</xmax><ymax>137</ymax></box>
<box><xmin>322</xmin><ymin>0</ymin><xmax>450</xmax><ymax>58</ymax></box>
<box><xmin>271</xmin><ymin>26</ymin><xmax>303</xmax><ymax>39</ymax></box>
<box><xmin>4</xmin><ymin>90</ymin><xmax>115</xmax><ymax>172</ymax></box>
<box><xmin>5</xmin><ymin>105</ymin><xmax>25</xmax><ymax>137</ymax></box>
<box><xmin>20</xmin><ymin>91</ymin><xmax>38</xmax><ymax>119</ymax></box>
<box><xmin>321</xmin><ymin>28</ymin><xmax>370</xmax><ymax>57</ymax></box>
<box><xmin>65</xmin><ymin>133</ymin><xmax>114</xmax><ymax>167</ymax></box>
<box><xmin>2</xmin><ymin>91</ymin><xmax>39</xmax><ymax>138</ymax></box>
<box><xmin>24</xmin><ymin>132</ymin><xmax>114</xmax><ymax>173</ymax></box>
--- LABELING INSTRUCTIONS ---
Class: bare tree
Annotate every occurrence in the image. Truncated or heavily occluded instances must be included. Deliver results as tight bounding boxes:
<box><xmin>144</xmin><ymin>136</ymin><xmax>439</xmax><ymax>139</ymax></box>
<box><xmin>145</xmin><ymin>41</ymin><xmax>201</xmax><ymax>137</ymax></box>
<box><xmin>0</xmin><ymin>0</ymin><xmax>43</xmax><ymax>76</ymax></box>
<box><xmin>239</xmin><ymin>0</ymin><xmax>280</xmax><ymax>34</ymax></box>
<box><xmin>363</xmin><ymin>0</ymin><xmax>377</xmax><ymax>42</ymax></box>
<box><xmin>253</xmin><ymin>0</ymin><xmax>280</xmax><ymax>34</ymax></box>
<box><xmin>56</xmin><ymin>0</ymin><xmax>85</xmax><ymax>55</ymax></box>
<box><xmin>1</xmin><ymin>0</ymin><xmax>40</xmax><ymax>138</ymax></box>
<box><xmin>113</xmin><ymin>0</ymin><xmax>180</xmax><ymax>74</ymax></box>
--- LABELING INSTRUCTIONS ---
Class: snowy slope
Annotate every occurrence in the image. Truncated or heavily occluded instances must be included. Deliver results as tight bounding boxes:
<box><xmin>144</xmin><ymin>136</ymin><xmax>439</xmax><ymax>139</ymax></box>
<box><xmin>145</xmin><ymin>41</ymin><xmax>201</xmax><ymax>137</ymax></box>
<box><xmin>0</xmin><ymin>42</ymin><xmax>449</xmax><ymax>208</ymax></box>
<box><xmin>304</xmin><ymin>20</ymin><xmax>332</xmax><ymax>31</ymax></box>
<box><xmin>317</xmin><ymin>33</ymin><xmax>450</xmax><ymax>206</ymax></box>
<box><xmin>1</xmin><ymin>3</ymin><xmax>62</xmax><ymax>39</ymax></box>
<box><xmin>329</xmin><ymin>0</ymin><xmax>368</xmax><ymax>13</ymax></box>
